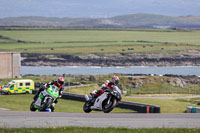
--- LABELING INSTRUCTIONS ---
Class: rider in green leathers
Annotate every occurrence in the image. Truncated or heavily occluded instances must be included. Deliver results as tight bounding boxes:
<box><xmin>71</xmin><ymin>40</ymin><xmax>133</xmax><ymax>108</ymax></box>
<box><xmin>34</xmin><ymin>77</ymin><xmax>65</xmax><ymax>111</ymax></box>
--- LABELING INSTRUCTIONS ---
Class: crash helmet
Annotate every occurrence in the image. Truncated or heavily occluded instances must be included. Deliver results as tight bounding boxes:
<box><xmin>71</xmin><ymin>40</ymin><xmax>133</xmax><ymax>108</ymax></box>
<box><xmin>111</xmin><ymin>75</ymin><xmax>119</xmax><ymax>85</ymax></box>
<box><xmin>57</xmin><ymin>77</ymin><xmax>64</xmax><ymax>86</ymax></box>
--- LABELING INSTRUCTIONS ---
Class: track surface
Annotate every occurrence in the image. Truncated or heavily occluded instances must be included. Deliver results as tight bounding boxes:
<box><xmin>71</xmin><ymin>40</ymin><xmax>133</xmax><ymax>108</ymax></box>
<box><xmin>0</xmin><ymin>111</ymin><xmax>200</xmax><ymax>128</ymax></box>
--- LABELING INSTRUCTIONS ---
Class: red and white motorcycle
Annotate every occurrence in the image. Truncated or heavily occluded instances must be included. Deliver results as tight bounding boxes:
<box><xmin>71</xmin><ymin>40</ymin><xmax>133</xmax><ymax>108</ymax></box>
<box><xmin>83</xmin><ymin>86</ymin><xmax>122</xmax><ymax>113</ymax></box>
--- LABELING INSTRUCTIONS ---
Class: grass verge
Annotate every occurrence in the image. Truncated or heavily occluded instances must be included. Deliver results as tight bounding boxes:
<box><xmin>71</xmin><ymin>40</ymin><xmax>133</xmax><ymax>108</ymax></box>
<box><xmin>0</xmin><ymin>127</ymin><xmax>200</xmax><ymax>133</ymax></box>
<box><xmin>0</xmin><ymin>94</ymin><xmax>133</xmax><ymax>113</ymax></box>
<box><xmin>124</xmin><ymin>97</ymin><xmax>200</xmax><ymax>113</ymax></box>
<box><xmin>0</xmin><ymin>94</ymin><xmax>200</xmax><ymax>113</ymax></box>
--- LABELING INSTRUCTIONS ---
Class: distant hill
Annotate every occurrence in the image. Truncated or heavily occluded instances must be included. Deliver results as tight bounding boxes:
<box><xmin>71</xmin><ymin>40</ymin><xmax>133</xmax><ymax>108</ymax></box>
<box><xmin>0</xmin><ymin>13</ymin><xmax>200</xmax><ymax>28</ymax></box>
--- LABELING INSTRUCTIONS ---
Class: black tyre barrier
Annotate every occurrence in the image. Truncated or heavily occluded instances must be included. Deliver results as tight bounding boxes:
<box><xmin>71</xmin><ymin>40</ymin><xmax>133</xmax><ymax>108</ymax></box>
<box><xmin>118</xmin><ymin>101</ymin><xmax>160</xmax><ymax>113</ymax></box>
<box><xmin>32</xmin><ymin>90</ymin><xmax>160</xmax><ymax>113</ymax></box>
<box><xmin>61</xmin><ymin>92</ymin><xmax>86</xmax><ymax>102</ymax></box>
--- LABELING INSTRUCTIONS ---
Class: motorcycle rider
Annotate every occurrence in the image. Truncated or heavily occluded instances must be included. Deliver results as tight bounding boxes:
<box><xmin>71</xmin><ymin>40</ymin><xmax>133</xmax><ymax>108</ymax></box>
<box><xmin>91</xmin><ymin>75</ymin><xmax>120</xmax><ymax>101</ymax></box>
<box><xmin>34</xmin><ymin>77</ymin><xmax>65</xmax><ymax>111</ymax></box>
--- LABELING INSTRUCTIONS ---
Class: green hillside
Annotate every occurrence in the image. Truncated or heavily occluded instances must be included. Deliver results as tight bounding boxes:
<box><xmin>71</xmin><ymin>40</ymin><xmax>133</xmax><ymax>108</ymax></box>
<box><xmin>0</xmin><ymin>27</ymin><xmax>200</xmax><ymax>56</ymax></box>
<box><xmin>0</xmin><ymin>14</ymin><xmax>200</xmax><ymax>28</ymax></box>
<box><xmin>111</xmin><ymin>13</ymin><xmax>177</xmax><ymax>26</ymax></box>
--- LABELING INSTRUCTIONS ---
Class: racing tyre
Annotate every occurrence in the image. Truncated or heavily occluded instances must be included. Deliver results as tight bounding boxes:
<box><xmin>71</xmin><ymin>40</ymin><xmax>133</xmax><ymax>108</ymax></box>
<box><xmin>30</xmin><ymin>101</ymin><xmax>37</xmax><ymax>112</ymax></box>
<box><xmin>40</xmin><ymin>98</ymin><xmax>52</xmax><ymax>111</ymax></box>
<box><xmin>83</xmin><ymin>102</ymin><xmax>92</xmax><ymax>113</ymax></box>
<box><xmin>103</xmin><ymin>98</ymin><xmax>117</xmax><ymax>113</ymax></box>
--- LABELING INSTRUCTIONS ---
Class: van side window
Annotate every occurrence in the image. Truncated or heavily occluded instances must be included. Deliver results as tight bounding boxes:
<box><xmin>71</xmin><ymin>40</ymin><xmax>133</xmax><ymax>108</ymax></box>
<box><xmin>26</xmin><ymin>82</ymin><xmax>30</xmax><ymax>86</ymax></box>
<box><xmin>20</xmin><ymin>83</ymin><xmax>23</xmax><ymax>86</ymax></box>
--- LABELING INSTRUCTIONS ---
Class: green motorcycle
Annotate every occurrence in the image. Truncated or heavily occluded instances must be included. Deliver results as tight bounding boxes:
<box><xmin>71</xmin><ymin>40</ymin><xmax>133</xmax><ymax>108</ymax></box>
<box><xmin>30</xmin><ymin>85</ymin><xmax>59</xmax><ymax>112</ymax></box>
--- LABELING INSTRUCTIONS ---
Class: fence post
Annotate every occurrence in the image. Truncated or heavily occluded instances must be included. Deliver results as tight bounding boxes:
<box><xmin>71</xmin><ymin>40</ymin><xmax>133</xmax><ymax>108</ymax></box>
<box><xmin>68</xmin><ymin>79</ymin><xmax>70</xmax><ymax>92</ymax></box>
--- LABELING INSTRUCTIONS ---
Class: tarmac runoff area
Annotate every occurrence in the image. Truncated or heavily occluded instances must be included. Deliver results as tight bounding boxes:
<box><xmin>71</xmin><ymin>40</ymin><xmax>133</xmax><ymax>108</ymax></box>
<box><xmin>0</xmin><ymin>111</ymin><xmax>200</xmax><ymax>128</ymax></box>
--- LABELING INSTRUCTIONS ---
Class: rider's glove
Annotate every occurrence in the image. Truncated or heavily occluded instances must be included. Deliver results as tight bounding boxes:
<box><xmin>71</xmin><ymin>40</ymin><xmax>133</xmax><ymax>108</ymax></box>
<box><xmin>43</xmin><ymin>85</ymin><xmax>47</xmax><ymax>89</ymax></box>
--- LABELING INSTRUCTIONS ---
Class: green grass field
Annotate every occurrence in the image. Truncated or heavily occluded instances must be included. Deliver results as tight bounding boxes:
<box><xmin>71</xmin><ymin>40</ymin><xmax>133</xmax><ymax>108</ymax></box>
<box><xmin>0</xmin><ymin>27</ymin><xmax>200</xmax><ymax>55</ymax></box>
<box><xmin>0</xmin><ymin>94</ymin><xmax>133</xmax><ymax>113</ymax></box>
<box><xmin>1</xmin><ymin>28</ymin><xmax>200</xmax><ymax>44</ymax></box>
<box><xmin>66</xmin><ymin>85</ymin><xmax>200</xmax><ymax>113</ymax></box>
<box><xmin>0</xmin><ymin>94</ymin><xmax>199</xmax><ymax>113</ymax></box>
<box><xmin>124</xmin><ymin>97</ymin><xmax>200</xmax><ymax>113</ymax></box>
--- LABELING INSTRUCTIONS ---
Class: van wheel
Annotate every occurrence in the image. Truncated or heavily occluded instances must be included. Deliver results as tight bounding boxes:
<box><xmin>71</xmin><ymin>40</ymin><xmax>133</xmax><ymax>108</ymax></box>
<box><xmin>7</xmin><ymin>92</ymin><xmax>11</xmax><ymax>95</ymax></box>
<box><xmin>26</xmin><ymin>91</ymin><xmax>30</xmax><ymax>94</ymax></box>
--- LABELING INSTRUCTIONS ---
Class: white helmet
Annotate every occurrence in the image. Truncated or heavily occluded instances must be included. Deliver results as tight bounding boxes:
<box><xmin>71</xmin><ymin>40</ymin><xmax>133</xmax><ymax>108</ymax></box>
<box><xmin>112</xmin><ymin>76</ymin><xmax>119</xmax><ymax>85</ymax></box>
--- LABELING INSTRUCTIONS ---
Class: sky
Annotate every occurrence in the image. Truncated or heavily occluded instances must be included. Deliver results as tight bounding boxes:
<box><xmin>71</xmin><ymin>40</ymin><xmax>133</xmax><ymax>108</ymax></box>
<box><xmin>0</xmin><ymin>0</ymin><xmax>200</xmax><ymax>18</ymax></box>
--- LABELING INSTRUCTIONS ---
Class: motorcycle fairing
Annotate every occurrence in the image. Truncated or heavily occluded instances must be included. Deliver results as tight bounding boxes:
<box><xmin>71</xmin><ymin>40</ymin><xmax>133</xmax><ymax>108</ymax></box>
<box><xmin>91</xmin><ymin>92</ymin><xmax>108</xmax><ymax>110</ymax></box>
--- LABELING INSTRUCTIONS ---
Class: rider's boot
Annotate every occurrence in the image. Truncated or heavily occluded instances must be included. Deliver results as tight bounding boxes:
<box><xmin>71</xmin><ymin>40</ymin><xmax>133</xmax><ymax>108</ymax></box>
<box><xmin>34</xmin><ymin>92</ymin><xmax>43</xmax><ymax>107</ymax></box>
<box><xmin>90</xmin><ymin>93</ymin><xmax>96</xmax><ymax>104</ymax></box>
<box><xmin>34</xmin><ymin>97</ymin><xmax>42</xmax><ymax>109</ymax></box>
<box><xmin>33</xmin><ymin>94</ymin><xmax>38</xmax><ymax>101</ymax></box>
<box><xmin>50</xmin><ymin>103</ymin><xmax>55</xmax><ymax>112</ymax></box>
<box><xmin>33</xmin><ymin>88</ymin><xmax>43</xmax><ymax>100</ymax></box>
<box><xmin>90</xmin><ymin>89</ymin><xmax>103</xmax><ymax>104</ymax></box>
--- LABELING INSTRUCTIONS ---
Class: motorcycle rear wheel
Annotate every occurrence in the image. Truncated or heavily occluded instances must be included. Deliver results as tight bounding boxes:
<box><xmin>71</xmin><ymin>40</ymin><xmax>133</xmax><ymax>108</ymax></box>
<box><xmin>103</xmin><ymin>98</ymin><xmax>117</xmax><ymax>113</ymax></box>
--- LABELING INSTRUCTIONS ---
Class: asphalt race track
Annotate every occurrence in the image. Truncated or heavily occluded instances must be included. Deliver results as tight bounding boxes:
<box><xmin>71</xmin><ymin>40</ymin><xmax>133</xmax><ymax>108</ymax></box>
<box><xmin>0</xmin><ymin>111</ymin><xmax>200</xmax><ymax>128</ymax></box>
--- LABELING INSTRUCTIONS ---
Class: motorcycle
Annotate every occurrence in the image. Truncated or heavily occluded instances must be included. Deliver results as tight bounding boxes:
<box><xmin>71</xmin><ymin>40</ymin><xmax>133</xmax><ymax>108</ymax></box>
<box><xmin>30</xmin><ymin>85</ymin><xmax>59</xmax><ymax>112</ymax></box>
<box><xmin>83</xmin><ymin>86</ymin><xmax>122</xmax><ymax>113</ymax></box>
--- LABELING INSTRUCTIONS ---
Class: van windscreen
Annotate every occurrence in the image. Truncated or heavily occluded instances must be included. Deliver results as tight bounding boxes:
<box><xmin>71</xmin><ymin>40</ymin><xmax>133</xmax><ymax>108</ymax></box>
<box><xmin>26</xmin><ymin>82</ymin><xmax>30</xmax><ymax>86</ymax></box>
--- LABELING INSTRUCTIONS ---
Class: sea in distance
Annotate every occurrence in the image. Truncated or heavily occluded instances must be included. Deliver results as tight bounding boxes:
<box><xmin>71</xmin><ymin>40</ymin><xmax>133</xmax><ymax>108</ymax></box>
<box><xmin>21</xmin><ymin>66</ymin><xmax>200</xmax><ymax>76</ymax></box>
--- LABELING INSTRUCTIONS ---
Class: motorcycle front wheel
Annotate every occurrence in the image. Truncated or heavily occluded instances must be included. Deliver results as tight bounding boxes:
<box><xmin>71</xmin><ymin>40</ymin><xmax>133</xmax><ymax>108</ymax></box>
<box><xmin>83</xmin><ymin>102</ymin><xmax>92</xmax><ymax>113</ymax></box>
<box><xmin>30</xmin><ymin>101</ymin><xmax>37</xmax><ymax>112</ymax></box>
<box><xmin>103</xmin><ymin>98</ymin><xmax>117</xmax><ymax>113</ymax></box>
<box><xmin>39</xmin><ymin>98</ymin><xmax>52</xmax><ymax>111</ymax></box>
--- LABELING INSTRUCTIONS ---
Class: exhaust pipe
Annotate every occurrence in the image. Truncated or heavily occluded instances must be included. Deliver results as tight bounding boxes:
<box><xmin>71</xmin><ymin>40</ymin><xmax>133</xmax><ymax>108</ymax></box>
<box><xmin>84</xmin><ymin>95</ymin><xmax>89</xmax><ymax>101</ymax></box>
